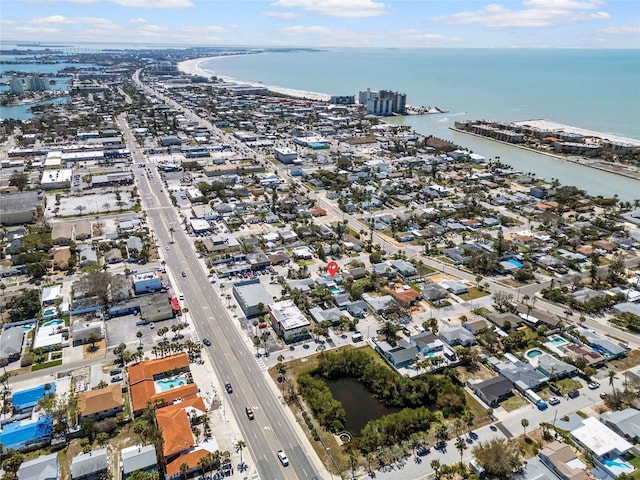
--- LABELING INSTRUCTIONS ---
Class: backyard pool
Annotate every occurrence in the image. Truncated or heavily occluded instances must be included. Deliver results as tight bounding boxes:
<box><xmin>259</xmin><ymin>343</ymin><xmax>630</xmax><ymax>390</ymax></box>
<box><xmin>547</xmin><ymin>334</ymin><xmax>568</xmax><ymax>346</ymax></box>
<box><xmin>23</xmin><ymin>325</ymin><xmax>34</xmax><ymax>333</ymax></box>
<box><xmin>42</xmin><ymin>319</ymin><xmax>64</xmax><ymax>328</ymax></box>
<box><xmin>42</xmin><ymin>308</ymin><xmax>56</xmax><ymax>317</ymax></box>
<box><xmin>526</xmin><ymin>349</ymin><xmax>543</xmax><ymax>359</ymax></box>
<box><xmin>155</xmin><ymin>374</ymin><xmax>189</xmax><ymax>392</ymax></box>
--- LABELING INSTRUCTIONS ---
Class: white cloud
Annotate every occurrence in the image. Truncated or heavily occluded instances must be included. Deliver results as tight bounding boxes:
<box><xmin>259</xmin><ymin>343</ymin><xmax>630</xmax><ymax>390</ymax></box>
<box><xmin>260</xmin><ymin>11</ymin><xmax>301</xmax><ymax>20</ymax></box>
<box><xmin>272</xmin><ymin>0</ymin><xmax>388</xmax><ymax>18</ymax></box>
<box><xmin>30</xmin><ymin>15</ymin><xmax>75</xmax><ymax>25</ymax></box>
<box><xmin>65</xmin><ymin>0</ymin><xmax>194</xmax><ymax>7</ymax></box>
<box><xmin>523</xmin><ymin>0</ymin><xmax>603</xmax><ymax>9</ymax></box>
<box><xmin>129</xmin><ymin>18</ymin><xmax>150</xmax><ymax>24</ymax></box>
<box><xmin>598</xmin><ymin>22</ymin><xmax>640</xmax><ymax>35</ymax></box>
<box><xmin>29</xmin><ymin>15</ymin><xmax>114</xmax><ymax>26</ymax></box>
<box><xmin>433</xmin><ymin>1</ymin><xmax>612</xmax><ymax>28</ymax></box>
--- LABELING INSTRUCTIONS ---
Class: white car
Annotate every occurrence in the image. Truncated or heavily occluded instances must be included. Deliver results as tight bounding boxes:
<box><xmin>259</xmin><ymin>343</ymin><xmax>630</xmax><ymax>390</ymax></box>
<box><xmin>277</xmin><ymin>450</ymin><xmax>289</xmax><ymax>466</ymax></box>
<box><xmin>548</xmin><ymin>396</ymin><xmax>560</xmax><ymax>406</ymax></box>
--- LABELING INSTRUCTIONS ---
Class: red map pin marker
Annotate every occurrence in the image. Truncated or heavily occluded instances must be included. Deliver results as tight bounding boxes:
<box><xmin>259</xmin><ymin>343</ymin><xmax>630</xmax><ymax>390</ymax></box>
<box><xmin>327</xmin><ymin>261</ymin><xmax>339</xmax><ymax>278</ymax></box>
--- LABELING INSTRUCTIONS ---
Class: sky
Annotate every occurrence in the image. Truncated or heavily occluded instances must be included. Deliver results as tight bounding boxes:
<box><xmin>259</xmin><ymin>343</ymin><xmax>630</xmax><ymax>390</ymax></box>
<box><xmin>1</xmin><ymin>0</ymin><xmax>639</xmax><ymax>48</ymax></box>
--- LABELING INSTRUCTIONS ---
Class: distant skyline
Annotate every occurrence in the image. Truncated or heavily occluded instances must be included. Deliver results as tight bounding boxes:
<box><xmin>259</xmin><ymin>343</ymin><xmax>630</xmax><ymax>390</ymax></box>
<box><xmin>1</xmin><ymin>0</ymin><xmax>639</xmax><ymax>49</ymax></box>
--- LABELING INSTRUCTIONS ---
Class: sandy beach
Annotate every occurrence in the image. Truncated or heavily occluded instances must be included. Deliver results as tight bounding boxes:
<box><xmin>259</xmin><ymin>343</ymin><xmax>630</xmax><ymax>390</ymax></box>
<box><xmin>177</xmin><ymin>55</ymin><xmax>331</xmax><ymax>102</ymax></box>
<box><xmin>513</xmin><ymin>119</ymin><xmax>640</xmax><ymax>146</ymax></box>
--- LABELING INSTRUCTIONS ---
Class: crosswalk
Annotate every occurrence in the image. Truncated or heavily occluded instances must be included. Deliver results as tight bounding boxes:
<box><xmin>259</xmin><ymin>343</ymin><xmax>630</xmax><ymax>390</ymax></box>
<box><xmin>255</xmin><ymin>356</ymin><xmax>267</xmax><ymax>372</ymax></box>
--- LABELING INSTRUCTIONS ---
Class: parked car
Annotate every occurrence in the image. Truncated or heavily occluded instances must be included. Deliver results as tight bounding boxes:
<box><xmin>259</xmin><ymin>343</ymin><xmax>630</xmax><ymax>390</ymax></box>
<box><xmin>111</xmin><ymin>375</ymin><xmax>123</xmax><ymax>383</ymax></box>
<box><xmin>277</xmin><ymin>450</ymin><xmax>289</xmax><ymax>466</ymax></box>
<box><xmin>245</xmin><ymin>407</ymin><xmax>255</xmax><ymax>420</ymax></box>
<box><xmin>109</xmin><ymin>368</ymin><xmax>122</xmax><ymax>376</ymax></box>
<box><xmin>225</xmin><ymin>382</ymin><xmax>233</xmax><ymax>394</ymax></box>
<box><xmin>587</xmin><ymin>381</ymin><xmax>600</xmax><ymax>389</ymax></box>
<box><xmin>548</xmin><ymin>396</ymin><xmax>560</xmax><ymax>406</ymax></box>
<box><xmin>416</xmin><ymin>445</ymin><xmax>430</xmax><ymax>456</ymax></box>
<box><xmin>202</xmin><ymin>338</ymin><xmax>211</xmax><ymax>347</ymax></box>
<box><xmin>600</xmin><ymin>392</ymin><xmax>608</xmax><ymax>399</ymax></box>
<box><xmin>568</xmin><ymin>389</ymin><xmax>580</xmax><ymax>398</ymax></box>
<box><xmin>181</xmin><ymin>271</ymin><xmax>186</xmax><ymax>277</ymax></box>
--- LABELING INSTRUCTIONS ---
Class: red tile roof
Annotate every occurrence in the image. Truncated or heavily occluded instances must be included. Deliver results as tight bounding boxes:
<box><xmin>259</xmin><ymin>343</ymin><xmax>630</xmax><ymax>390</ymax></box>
<box><xmin>165</xmin><ymin>449</ymin><xmax>211</xmax><ymax>477</ymax></box>
<box><xmin>128</xmin><ymin>353</ymin><xmax>194</xmax><ymax>414</ymax></box>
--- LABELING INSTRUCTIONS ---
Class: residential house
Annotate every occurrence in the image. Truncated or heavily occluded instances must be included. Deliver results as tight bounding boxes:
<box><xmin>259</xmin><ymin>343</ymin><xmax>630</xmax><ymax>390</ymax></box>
<box><xmin>389</xmin><ymin>259</ymin><xmax>417</xmax><ymax>277</ymax></box>
<box><xmin>78</xmin><ymin>384</ymin><xmax>123</xmax><ymax>422</ymax></box>
<box><xmin>376</xmin><ymin>339</ymin><xmax>418</xmax><ymax>368</ymax></box>
<box><xmin>471</xmin><ymin>376</ymin><xmax>513</xmax><ymax>408</ymax></box>
<box><xmin>573</xmin><ymin>326</ymin><xmax>627</xmax><ymax>360</ymax></box>
<box><xmin>535</xmin><ymin>354</ymin><xmax>576</xmax><ymax>380</ymax></box>
<box><xmin>17</xmin><ymin>452</ymin><xmax>59</xmax><ymax>480</ymax></box>
<box><xmin>71</xmin><ymin>449</ymin><xmax>108</xmax><ymax>480</ymax></box>
<box><xmin>78</xmin><ymin>244</ymin><xmax>98</xmax><ymax>266</ymax></box>
<box><xmin>570</xmin><ymin>417</ymin><xmax>633</xmax><ymax>476</ymax></box>
<box><xmin>600</xmin><ymin>408</ymin><xmax>640</xmax><ymax>443</ymax></box>
<box><xmin>421</xmin><ymin>283</ymin><xmax>449</xmax><ymax>302</ymax></box>
<box><xmin>538</xmin><ymin>441</ymin><xmax>589</xmax><ymax>480</ymax></box>
<box><xmin>489</xmin><ymin>353</ymin><xmax>548</xmax><ymax>393</ymax></box>
<box><xmin>121</xmin><ymin>444</ymin><xmax>158</xmax><ymax>480</ymax></box>
<box><xmin>309</xmin><ymin>306</ymin><xmax>342</xmax><ymax>325</ymax></box>
<box><xmin>410</xmin><ymin>332</ymin><xmax>443</xmax><ymax>354</ymax></box>
<box><xmin>361</xmin><ymin>293</ymin><xmax>396</xmax><ymax>314</ymax></box>
<box><xmin>0</xmin><ymin>326</ymin><xmax>24</xmax><ymax>363</ymax></box>
<box><xmin>439</xmin><ymin>325</ymin><xmax>476</xmax><ymax>347</ymax></box>
<box><xmin>440</xmin><ymin>280</ymin><xmax>468</xmax><ymax>295</ymax></box>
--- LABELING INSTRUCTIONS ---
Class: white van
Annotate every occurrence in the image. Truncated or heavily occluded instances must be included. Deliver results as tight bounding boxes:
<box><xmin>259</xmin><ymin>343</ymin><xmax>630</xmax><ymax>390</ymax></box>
<box><xmin>178</xmin><ymin>292</ymin><xmax>184</xmax><ymax>301</ymax></box>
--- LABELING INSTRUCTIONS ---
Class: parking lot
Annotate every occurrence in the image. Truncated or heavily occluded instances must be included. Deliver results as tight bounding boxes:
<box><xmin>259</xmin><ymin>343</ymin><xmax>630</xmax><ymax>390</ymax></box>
<box><xmin>104</xmin><ymin>312</ymin><xmax>185</xmax><ymax>349</ymax></box>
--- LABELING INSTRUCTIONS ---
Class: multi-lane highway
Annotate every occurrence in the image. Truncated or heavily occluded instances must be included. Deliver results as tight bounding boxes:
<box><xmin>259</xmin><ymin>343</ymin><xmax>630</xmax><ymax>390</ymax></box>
<box><xmin>117</xmin><ymin>114</ymin><xmax>321</xmax><ymax>480</ymax></box>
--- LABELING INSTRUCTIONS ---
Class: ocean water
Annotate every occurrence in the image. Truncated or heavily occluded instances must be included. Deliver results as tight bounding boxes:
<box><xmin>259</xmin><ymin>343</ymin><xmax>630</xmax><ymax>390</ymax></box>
<box><xmin>200</xmin><ymin>48</ymin><xmax>640</xmax><ymax>140</ymax></box>
<box><xmin>200</xmin><ymin>48</ymin><xmax>640</xmax><ymax>199</ymax></box>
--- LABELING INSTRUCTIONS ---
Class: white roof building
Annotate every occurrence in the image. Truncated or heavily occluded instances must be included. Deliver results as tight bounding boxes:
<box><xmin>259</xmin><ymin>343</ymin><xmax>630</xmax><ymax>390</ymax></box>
<box><xmin>41</xmin><ymin>169</ymin><xmax>73</xmax><ymax>189</ymax></box>
<box><xmin>269</xmin><ymin>300</ymin><xmax>310</xmax><ymax>343</ymax></box>
<box><xmin>570</xmin><ymin>417</ymin><xmax>633</xmax><ymax>458</ymax></box>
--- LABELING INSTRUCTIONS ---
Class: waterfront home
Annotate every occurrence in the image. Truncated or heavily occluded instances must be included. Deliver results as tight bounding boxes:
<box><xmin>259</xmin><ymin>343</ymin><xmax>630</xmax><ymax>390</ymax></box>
<box><xmin>376</xmin><ymin>339</ymin><xmax>418</xmax><ymax>368</ymax></box>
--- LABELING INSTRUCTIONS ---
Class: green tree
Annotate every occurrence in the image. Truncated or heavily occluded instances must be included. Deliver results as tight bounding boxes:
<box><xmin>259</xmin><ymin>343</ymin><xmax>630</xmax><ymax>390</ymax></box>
<box><xmin>521</xmin><ymin>418</ymin><xmax>529</xmax><ymax>436</ymax></box>
<box><xmin>9</xmin><ymin>170</ymin><xmax>28</xmax><ymax>191</ymax></box>
<box><xmin>456</xmin><ymin>437</ymin><xmax>468</xmax><ymax>466</ymax></box>
<box><xmin>472</xmin><ymin>438</ymin><xmax>524</xmax><ymax>480</ymax></box>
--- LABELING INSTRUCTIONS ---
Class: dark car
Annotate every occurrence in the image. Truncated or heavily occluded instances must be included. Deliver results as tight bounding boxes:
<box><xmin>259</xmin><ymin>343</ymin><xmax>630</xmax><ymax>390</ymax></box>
<box><xmin>109</xmin><ymin>368</ymin><xmax>122</xmax><ymax>376</ymax></box>
<box><xmin>181</xmin><ymin>271</ymin><xmax>186</xmax><ymax>277</ymax></box>
<box><xmin>245</xmin><ymin>406</ymin><xmax>255</xmax><ymax>420</ymax></box>
<box><xmin>225</xmin><ymin>382</ymin><xmax>233</xmax><ymax>394</ymax></box>
<box><xmin>568</xmin><ymin>389</ymin><xmax>580</xmax><ymax>398</ymax></box>
<box><xmin>202</xmin><ymin>338</ymin><xmax>211</xmax><ymax>347</ymax></box>
<box><xmin>416</xmin><ymin>445</ymin><xmax>430</xmax><ymax>456</ymax></box>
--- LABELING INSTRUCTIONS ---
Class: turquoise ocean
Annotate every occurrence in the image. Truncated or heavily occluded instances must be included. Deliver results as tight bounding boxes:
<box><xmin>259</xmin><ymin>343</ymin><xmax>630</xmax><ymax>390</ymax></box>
<box><xmin>199</xmin><ymin>48</ymin><xmax>640</xmax><ymax>199</ymax></box>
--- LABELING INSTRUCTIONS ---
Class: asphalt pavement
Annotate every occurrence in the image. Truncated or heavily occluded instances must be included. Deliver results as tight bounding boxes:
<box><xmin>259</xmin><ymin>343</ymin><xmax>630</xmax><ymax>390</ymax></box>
<box><xmin>120</xmin><ymin>112</ymin><xmax>325</xmax><ymax>480</ymax></box>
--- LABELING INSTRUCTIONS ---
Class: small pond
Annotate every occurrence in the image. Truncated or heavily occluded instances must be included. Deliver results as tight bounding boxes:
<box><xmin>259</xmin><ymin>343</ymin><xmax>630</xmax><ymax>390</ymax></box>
<box><xmin>320</xmin><ymin>376</ymin><xmax>399</xmax><ymax>435</ymax></box>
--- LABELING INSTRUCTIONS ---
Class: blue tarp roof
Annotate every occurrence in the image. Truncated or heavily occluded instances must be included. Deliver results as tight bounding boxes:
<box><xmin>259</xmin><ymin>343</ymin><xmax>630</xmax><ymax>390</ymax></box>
<box><xmin>0</xmin><ymin>416</ymin><xmax>53</xmax><ymax>451</ymax></box>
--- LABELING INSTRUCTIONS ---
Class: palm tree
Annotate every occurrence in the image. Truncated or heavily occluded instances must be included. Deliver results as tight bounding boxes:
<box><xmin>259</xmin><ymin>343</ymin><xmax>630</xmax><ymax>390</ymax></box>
<box><xmin>431</xmin><ymin>459</ymin><xmax>442</xmax><ymax>478</ymax></box>
<box><xmin>179</xmin><ymin>462</ymin><xmax>189</xmax><ymax>479</ymax></box>
<box><xmin>455</xmin><ymin>437</ymin><xmax>467</xmax><ymax>466</ymax></box>
<box><xmin>608</xmin><ymin>369</ymin><xmax>617</xmax><ymax>396</ymax></box>
<box><xmin>235</xmin><ymin>439</ymin><xmax>247</xmax><ymax>467</ymax></box>
<box><xmin>136</xmin><ymin>330</ymin><xmax>143</xmax><ymax>348</ymax></box>
<box><xmin>521</xmin><ymin>418</ymin><xmax>530</xmax><ymax>436</ymax></box>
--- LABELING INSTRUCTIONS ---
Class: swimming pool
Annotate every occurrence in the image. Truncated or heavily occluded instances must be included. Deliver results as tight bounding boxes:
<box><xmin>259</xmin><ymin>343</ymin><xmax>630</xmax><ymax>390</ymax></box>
<box><xmin>547</xmin><ymin>335</ymin><xmax>568</xmax><ymax>346</ymax></box>
<box><xmin>526</xmin><ymin>349</ymin><xmax>543</xmax><ymax>359</ymax></box>
<box><xmin>42</xmin><ymin>308</ymin><xmax>56</xmax><ymax>317</ymax></box>
<box><xmin>23</xmin><ymin>325</ymin><xmax>34</xmax><ymax>333</ymax></box>
<box><xmin>42</xmin><ymin>319</ymin><xmax>63</xmax><ymax>328</ymax></box>
<box><xmin>155</xmin><ymin>374</ymin><xmax>189</xmax><ymax>392</ymax></box>
<box><xmin>508</xmin><ymin>259</ymin><xmax>523</xmax><ymax>268</ymax></box>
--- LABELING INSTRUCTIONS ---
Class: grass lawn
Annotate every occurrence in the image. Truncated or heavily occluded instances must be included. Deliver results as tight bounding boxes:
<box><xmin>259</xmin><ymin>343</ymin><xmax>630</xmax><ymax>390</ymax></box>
<box><xmin>454</xmin><ymin>364</ymin><xmax>496</xmax><ymax>384</ymax></box>
<box><xmin>296</xmin><ymin>259</ymin><xmax>315</xmax><ymax>267</ymax></box>
<box><xmin>459</xmin><ymin>287</ymin><xmax>490</xmax><ymax>301</ymax></box>
<box><xmin>502</xmin><ymin>394</ymin><xmax>528</xmax><ymax>412</ymax></box>
<box><xmin>555</xmin><ymin>378</ymin><xmax>583</xmax><ymax>394</ymax></box>
<box><xmin>609</xmin><ymin>349</ymin><xmax>640</xmax><ymax>371</ymax></box>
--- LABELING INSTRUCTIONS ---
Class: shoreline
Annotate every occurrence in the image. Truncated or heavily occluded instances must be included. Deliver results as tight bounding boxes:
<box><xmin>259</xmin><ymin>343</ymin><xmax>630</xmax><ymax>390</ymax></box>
<box><xmin>177</xmin><ymin>55</ymin><xmax>332</xmax><ymax>102</ymax></box>
<box><xmin>450</xmin><ymin>127</ymin><xmax>640</xmax><ymax>183</ymax></box>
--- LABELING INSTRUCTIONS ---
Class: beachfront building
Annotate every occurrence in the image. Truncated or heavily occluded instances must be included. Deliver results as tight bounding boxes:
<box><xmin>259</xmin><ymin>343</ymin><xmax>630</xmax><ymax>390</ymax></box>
<box><xmin>359</xmin><ymin>88</ymin><xmax>406</xmax><ymax>115</ymax></box>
